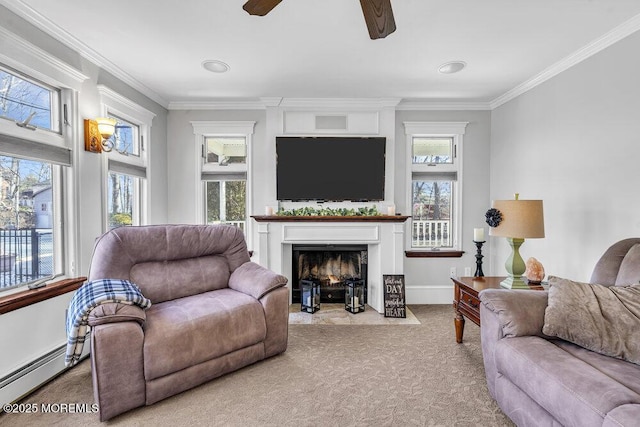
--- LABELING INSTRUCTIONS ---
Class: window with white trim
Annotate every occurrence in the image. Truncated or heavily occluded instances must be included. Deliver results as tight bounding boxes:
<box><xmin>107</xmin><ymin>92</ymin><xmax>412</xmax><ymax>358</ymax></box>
<box><xmin>192</xmin><ymin>122</ymin><xmax>255</xmax><ymax>241</ymax></box>
<box><xmin>404</xmin><ymin>122</ymin><xmax>468</xmax><ymax>250</ymax></box>
<box><xmin>99</xmin><ymin>86</ymin><xmax>154</xmax><ymax>230</ymax></box>
<box><xmin>0</xmin><ymin>65</ymin><xmax>60</xmax><ymax>132</ymax></box>
<box><xmin>203</xmin><ymin>137</ymin><xmax>247</xmax><ymax>232</ymax></box>
<box><xmin>0</xmin><ymin>65</ymin><xmax>69</xmax><ymax>291</ymax></box>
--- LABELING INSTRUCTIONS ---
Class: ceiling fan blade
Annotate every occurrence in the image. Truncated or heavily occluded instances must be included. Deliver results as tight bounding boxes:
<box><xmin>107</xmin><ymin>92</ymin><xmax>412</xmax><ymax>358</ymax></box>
<box><xmin>242</xmin><ymin>0</ymin><xmax>283</xmax><ymax>16</ymax></box>
<box><xmin>359</xmin><ymin>0</ymin><xmax>396</xmax><ymax>39</ymax></box>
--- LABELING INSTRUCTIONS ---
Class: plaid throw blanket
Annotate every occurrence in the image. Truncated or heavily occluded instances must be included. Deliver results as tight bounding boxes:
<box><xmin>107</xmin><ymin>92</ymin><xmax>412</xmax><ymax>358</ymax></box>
<box><xmin>65</xmin><ymin>279</ymin><xmax>151</xmax><ymax>367</ymax></box>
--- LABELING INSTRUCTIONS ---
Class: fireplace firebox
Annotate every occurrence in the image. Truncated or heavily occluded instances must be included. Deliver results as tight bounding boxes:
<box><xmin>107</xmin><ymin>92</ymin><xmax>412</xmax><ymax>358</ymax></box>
<box><xmin>292</xmin><ymin>244</ymin><xmax>368</xmax><ymax>304</ymax></box>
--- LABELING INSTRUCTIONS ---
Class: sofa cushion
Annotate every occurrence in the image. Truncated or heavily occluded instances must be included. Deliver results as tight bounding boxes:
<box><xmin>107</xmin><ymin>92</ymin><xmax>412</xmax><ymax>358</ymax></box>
<box><xmin>88</xmin><ymin>224</ymin><xmax>251</xmax><ymax>302</ymax></box>
<box><xmin>590</xmin><ymin>239</ymin><xmax>640</xmax><ymax>286</ymax></box>
<box><xmin>142</xmin><ymin>288</ymin><xmax>267</xmax><ymax>380</ymax></box>
<box><xmin>479</xmin><ymin>289</ymin><xmax>549</xmax><ymax>338</ymax></box>
<box><xmin>131</xmin><ymin>255</ymin><xmax>230</xmax><ymax>303</ymax></box>
<box><xmin>494</xmin><ymin>336</ymin><xmax>640</xmax><ymax>427</ymax></box>
<box><xmin>615</xmin><ymin>243</ymin><xmax>640</xmax><ymax>286</ymax></box>
<box><xmin>543</xmin><ymin>276</ymin><xmax>640</xmax><ymax>365</ymax></box>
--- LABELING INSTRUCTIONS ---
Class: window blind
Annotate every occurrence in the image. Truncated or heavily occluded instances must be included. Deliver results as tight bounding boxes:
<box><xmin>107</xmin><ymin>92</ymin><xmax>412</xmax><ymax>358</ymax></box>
<box><xmin>108</xmin><ymin>159</ymin><xmax>146</xmax><ymax>179</ymax></box>
<box><xmin>0</xmin><ymin>134</ymin><xmax>71</xmax><ymax>166</ymax></box>
<box><xmin>412</xmin><ymin>171</ymin><xmax>457</xmax><ymax>181</ymax></box>
<box><xmin>201</xmin><ymin>172</ymin><xmax>246</xmax><ymax>181</ymax></box>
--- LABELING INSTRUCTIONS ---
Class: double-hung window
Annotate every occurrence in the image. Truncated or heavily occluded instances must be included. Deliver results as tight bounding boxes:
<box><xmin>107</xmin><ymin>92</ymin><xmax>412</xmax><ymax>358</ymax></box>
<box><xmin>193</xmin><ymin>121</ymin><xmax>255</xmax><ymax>241</ymax></box>
<box><xmin>98</xmin><ymin>86</ymin><xmax>154</xmax><ymax>230</ymax></box>
<box><xmin>404</xmin><ymin>122</ymin><xmax>467</xmax><ymax>250</ymax></box>
<box><xmin>0</xmin><ymin>64</ymin><xmax>70</xmax><ymax>290</ymax></box>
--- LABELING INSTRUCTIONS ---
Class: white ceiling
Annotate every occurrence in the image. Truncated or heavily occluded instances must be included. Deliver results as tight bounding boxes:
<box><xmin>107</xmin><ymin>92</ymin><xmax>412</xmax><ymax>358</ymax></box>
<box><xmin>6</xmin><ymin>0</ymin><xmax>640</xmax><ymax>108</ymax></box>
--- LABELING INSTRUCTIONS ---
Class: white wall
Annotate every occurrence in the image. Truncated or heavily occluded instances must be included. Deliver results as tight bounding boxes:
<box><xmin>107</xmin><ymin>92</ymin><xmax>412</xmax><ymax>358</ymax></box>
<box><xmin>490</xmin><ymin>30</ymin><xmax>640</xmax><ymax>282</ymax></box>
<box><xmin>396</xmin><ymin>110</ymin><xmax>492</xmax><ymax>303</ymax></box>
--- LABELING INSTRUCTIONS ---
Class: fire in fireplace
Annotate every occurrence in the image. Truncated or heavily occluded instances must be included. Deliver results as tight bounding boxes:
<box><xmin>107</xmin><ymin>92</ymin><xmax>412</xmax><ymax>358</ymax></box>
<box><xmin>292</xmin><ymin>245</ymin><xmax>367</xmax><ymax>304</ymax></box>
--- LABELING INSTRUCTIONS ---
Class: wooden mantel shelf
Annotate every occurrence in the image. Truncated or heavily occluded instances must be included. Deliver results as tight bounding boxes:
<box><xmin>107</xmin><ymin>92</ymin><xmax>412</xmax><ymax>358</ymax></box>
<box><xmin>251</xmin><ymin>215</ymin><xmax>410</xmax><ymax>223</ymax></box>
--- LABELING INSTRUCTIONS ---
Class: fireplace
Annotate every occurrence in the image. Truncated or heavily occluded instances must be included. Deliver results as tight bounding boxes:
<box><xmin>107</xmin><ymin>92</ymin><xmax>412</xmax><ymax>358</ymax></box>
<box><xmin>292</xmin><ymin>244</ymin><xmax>368</xmax><ymax>304</ymax></box>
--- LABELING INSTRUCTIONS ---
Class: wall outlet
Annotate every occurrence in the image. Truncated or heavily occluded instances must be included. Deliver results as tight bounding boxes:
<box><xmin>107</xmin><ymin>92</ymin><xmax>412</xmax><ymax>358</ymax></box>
<box><xmin>450</xmin><ymin>267</ymin><xmax>457</xmax><ymax>277</ymax></box>
<box><xmin>464</xmin><ymin>267</ymin><xmax>472</xmax><ymax>276</ymax></box>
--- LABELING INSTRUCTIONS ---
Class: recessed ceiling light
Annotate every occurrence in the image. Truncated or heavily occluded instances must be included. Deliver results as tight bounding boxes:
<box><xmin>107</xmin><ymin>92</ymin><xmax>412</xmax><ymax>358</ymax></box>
<box><xmin>202</xmin><ymin>60</ymin><xmax>230</xmax><ymax>73</ymax></box>
<box><xmin>438</xmin><ymin>61</ymin><xmax>466</xmax><ymax>74</ymax></box>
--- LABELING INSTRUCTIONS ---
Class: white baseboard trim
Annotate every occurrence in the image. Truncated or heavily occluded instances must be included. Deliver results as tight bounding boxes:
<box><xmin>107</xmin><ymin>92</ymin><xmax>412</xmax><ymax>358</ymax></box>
<box><xmin>406</xmin><ymin>285</ymin><xmax>454</xmax><ymax>305</ymax></box>
<box><xmin>0</xmin><ymin>342</ymin><xmax>89</xmax><ymax>408</ymax></box>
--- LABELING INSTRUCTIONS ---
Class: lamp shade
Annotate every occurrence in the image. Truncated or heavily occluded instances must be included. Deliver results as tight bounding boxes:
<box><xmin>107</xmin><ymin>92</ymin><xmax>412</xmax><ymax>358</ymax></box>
<box><xmin>489</xmin><ymin>199</ymin><xmax>545</xmax><ymax>238</ymax></box>
<box><xmin>96</xmin><ymin>117</ymin><xmax>117</xmax><ymax>140</ymax></box>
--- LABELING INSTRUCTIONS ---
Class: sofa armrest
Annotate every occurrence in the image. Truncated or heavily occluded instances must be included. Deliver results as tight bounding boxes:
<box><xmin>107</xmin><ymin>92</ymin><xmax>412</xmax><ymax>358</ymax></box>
<box><xmin>91</xmin><ymin>321</ymin><xmax>145</xmax><ymax>421</ymax></box>
<box><xmin>479</xmin><ymin>289</ymin><xmax>549</xmax><ymax>338</ymax></box>
<box><xmin>88</xmin><ymin>303</ymin><xmax>146</xmax><ymax>327</ymax></box>
<box><xmin>479</xmin><ymin>288</ymin><xmax>550</xmax><ymax>399</ymax></box>
<box><xmin>228</xmin><ymin>261</ymin><xmax>288</xmax><ymax>299</ymax></box>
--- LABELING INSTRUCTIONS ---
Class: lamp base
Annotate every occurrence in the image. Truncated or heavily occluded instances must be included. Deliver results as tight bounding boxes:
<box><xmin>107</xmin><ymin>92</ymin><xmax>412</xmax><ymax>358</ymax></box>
<box><xmin>500</xmin><ymin>276</ymin><xmax>529</xmax><ymax>289</ymax></box>
<box><xmin>500</xmin><ymin>237</ymin><xmax>529</xmax><ymax>289</ymax></box>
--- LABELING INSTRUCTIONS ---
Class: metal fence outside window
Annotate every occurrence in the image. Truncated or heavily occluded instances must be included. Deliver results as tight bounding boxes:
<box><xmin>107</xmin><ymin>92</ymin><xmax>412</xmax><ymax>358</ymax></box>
<box><xmin>0</xmin><ymin>228</ymin><xmax>53</xmax><ymax>289</ymax></box>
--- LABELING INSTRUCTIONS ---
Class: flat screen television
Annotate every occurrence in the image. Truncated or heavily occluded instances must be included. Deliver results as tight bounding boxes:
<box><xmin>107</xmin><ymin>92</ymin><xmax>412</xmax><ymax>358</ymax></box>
<box><xmin>276</xmin><ymin>136</ymin><xmax>386</xmax><ymax>202</ymax></box>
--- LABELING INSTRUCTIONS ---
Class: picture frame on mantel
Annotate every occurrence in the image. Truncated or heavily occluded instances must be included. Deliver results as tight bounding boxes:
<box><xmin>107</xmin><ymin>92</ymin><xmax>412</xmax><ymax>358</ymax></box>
<box><xmin>383</xmin><ymin>274</ymin><xmax>406</xmax><ymax>318</ymax></box>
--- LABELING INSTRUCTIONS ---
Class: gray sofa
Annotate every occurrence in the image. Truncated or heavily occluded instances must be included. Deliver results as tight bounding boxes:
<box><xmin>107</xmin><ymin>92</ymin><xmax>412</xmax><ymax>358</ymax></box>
<box><xmin>479</xmin><ymin>238</ymin><xmax>640</xmax><ymax>426</ymax></box>
<box><xmin>87</xmin><ymin>224</ymin><xmax>289</xmax><ymax>421</ymax></box>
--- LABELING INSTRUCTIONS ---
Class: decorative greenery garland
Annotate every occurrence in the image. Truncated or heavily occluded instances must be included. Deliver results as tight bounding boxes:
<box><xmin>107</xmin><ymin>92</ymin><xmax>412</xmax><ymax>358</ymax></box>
<box><xmin>276</xmin><ymin>206</ymin><xmax>381</xmax><ymax>217</ymax></box>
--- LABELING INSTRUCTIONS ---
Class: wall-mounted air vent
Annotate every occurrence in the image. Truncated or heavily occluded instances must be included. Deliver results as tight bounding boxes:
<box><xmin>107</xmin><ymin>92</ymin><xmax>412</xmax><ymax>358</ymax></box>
<box><xmin>315</xmin><ymin>115</ymin><xmax>347</xmax><ymax>130</ymax></box>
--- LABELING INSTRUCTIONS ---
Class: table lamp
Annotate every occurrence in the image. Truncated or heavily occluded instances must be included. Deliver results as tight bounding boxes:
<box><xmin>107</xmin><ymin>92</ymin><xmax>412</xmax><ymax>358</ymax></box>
<box><xmin>488</xmin><ymin>194</ymin><xmax>545</xmax><ymax>289</ymax></box>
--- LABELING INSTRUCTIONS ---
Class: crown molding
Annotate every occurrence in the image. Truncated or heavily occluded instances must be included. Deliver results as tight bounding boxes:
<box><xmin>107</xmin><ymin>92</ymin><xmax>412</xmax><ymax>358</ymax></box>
<box><xmin>0</xmin><ymin>26</ymin><xmax>88</xmax><ymax>90</ymax></box>
<box><xmin>170</xmin><ymin>98</ymin><xmax>492</xmax><ymax>111</ymax></box>
<box><xmin>278</xmin><ymin>98</ymin><xmax>402</xmax><ymax>110</ymax></box>
<box><xmin>1</xmin><ymin>0</ymin><xmax>168</xmax><ymax>109</ymax></box>
<box><xmin>168</xmin><ymin>98</ymin><xmax>280</xmax><ymax>110</ymax></box>
<box><xmin>396</xmin><ymin>100</ymin><xmax>491</xmax><ymax>111</ymax></box>
<box><xmin>170</xmin><ymin>97</ymin><xmax>403</xmax><ymax>111</ymax></box>
<box><xmin>490</xmin><ymin>13</ymin><xmax>640</xmax><ymax>109</ymax></box>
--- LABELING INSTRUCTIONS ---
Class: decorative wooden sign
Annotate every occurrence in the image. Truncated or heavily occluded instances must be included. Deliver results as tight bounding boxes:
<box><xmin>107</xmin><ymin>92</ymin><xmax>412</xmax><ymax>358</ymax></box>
<box><xmin>383</xmin><ymin>274</ymin><xmax>406</xmax><ymax>318</ymax></box>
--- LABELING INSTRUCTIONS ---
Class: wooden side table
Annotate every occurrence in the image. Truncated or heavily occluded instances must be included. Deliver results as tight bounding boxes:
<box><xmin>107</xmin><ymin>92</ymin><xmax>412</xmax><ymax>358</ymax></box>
<box><xmin>451</xmin><ymin>276</ymin><xmax>544</xmax><ymax>343</ymax></box>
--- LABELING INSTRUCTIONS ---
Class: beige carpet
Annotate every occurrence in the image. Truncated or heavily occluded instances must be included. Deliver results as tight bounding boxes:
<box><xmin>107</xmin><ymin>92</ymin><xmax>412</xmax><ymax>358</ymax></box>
<box><xmin>0</xmin><ymin>305</ymin><xmax>513</xmax><ymax>427</ymax></box>
<box><xmin>289</xmin><ymin>304</ymin><xmax>421</xmax><ymax>325</ymax></box>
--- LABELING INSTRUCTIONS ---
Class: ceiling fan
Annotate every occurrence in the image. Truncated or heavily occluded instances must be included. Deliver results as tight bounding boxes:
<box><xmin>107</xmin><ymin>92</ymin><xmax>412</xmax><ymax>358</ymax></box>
<box><xmin>242</xmin><ymin>0</ymin><xmax>396</xmax><ymax>39</ymax></box>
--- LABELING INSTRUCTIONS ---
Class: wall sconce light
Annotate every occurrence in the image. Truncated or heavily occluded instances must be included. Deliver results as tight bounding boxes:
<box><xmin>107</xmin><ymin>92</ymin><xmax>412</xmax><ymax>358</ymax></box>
<box><xmin>84</xmin><ymin>118</ymin><xmax>117</xmax><ymax>153</ymax></box>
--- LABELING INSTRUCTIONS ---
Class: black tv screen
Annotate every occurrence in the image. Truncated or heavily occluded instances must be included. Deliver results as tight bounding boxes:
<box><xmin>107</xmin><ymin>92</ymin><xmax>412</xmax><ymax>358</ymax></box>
<box><xmin>276</xmin><ymin>136</ymin><xmax>386</xmax><ymax>202</ymax></box>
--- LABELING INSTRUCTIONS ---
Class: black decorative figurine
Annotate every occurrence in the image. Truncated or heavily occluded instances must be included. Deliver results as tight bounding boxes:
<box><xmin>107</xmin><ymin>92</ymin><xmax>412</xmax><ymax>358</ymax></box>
<box><xmin>474</xmin><ymin>241</ymin><xmax>485</xmax><ymax>277</ymax></box>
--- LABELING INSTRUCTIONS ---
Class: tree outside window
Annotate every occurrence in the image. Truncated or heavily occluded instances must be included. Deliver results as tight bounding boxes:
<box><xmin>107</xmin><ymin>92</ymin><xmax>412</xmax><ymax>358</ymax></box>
<box><xmin>0</xmin><ymin>67</ymin><xmax>58</xmax><ymax>131</ymax></box>
<box><xmin>412</xmin><ymin>180</ymin><xmax>452</xmax><ymax>247</ymax></box>
<box><xmin>107</xmin><ymin>172</ymin><xmax>136</xmax><ymax>229</ymax></box>
<box><xmin>206</xmin><ymin>180</ymin><xmax>246</xmax><ymax>231</ymax></box>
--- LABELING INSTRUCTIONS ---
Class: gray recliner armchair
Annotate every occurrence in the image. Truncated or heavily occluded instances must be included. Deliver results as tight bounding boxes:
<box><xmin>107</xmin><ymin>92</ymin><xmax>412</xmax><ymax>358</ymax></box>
<box><xmin>86</xmin><ymin>224</ymin><xmax>289</xmax><ymax>421</ymax></box>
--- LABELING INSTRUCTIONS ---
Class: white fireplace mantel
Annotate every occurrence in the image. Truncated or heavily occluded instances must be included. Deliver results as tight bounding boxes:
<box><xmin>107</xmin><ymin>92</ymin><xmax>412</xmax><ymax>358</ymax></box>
<box><xmin>253</xmin><ymin>216</ymin><xmax>408</xmax><ymax>313</ymax></box>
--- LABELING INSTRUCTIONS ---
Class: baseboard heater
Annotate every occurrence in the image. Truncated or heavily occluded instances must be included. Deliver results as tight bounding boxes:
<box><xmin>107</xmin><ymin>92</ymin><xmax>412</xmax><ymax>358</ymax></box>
<box><xmin>0</xmin><ymin>338</ymin><xmax>89</xmax><ymax>407</ymax></box>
